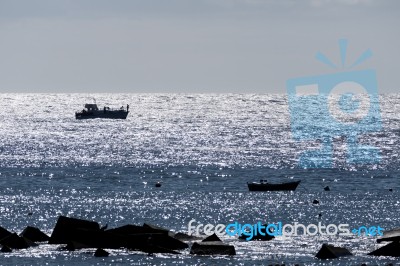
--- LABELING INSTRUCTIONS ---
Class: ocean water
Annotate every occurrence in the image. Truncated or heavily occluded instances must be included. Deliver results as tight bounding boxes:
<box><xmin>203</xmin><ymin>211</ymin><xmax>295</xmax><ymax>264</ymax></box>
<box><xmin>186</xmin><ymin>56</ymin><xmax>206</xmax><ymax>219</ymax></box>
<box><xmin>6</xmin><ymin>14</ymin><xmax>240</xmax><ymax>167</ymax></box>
<box><xmin>0</xmin><ymin>93</ymin><xmax>400</xmax><ymax>265</ymax></box>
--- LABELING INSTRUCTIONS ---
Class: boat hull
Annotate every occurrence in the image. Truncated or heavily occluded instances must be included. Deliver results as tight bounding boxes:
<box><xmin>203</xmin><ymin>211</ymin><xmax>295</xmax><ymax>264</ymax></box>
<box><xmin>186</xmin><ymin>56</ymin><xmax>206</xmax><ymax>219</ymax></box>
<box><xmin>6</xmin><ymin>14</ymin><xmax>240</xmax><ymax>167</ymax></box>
<box><xmin>247</xmin><ymin>180</ymin><xmax>301</xmax><ymax>191</ymax></box>
<box><xmin>75</xmin><ymin>110</ymin><xmax>129</xmax><ymax>119</ymax></box>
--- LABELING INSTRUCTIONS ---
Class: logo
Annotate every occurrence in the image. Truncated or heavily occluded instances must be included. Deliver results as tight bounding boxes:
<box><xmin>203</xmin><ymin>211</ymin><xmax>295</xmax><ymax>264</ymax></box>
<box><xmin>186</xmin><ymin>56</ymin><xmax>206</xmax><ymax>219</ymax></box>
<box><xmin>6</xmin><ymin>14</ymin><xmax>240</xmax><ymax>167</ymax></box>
<box><xmin>187</xmin><ymin>219</ymin><xmax>383</xmax><ymax>241</ymax></box>
<box><xmin>286</xmin><ymin>39</ymin><xmax>381</xmax><ymax>168</ymax></box>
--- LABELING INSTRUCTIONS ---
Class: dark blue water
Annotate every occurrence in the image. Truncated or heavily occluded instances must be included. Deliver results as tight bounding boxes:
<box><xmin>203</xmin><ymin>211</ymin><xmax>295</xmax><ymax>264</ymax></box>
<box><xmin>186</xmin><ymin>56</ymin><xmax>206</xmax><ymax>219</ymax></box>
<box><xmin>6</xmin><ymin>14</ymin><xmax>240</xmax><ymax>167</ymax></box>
<box><xmin>0</xmin><ymin>93</ymin><xmax>399</xmax><ymax>265</ymax></box>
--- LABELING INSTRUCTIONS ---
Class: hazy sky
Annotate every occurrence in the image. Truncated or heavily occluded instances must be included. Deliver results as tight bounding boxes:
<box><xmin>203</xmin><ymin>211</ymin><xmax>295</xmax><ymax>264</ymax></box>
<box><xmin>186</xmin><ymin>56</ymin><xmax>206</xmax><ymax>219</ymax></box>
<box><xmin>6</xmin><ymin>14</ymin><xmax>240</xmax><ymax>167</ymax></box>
<box><xmin>0</xmin><ymin>0</ymin><xmax>398</xmax><ymax>93</ymax></box>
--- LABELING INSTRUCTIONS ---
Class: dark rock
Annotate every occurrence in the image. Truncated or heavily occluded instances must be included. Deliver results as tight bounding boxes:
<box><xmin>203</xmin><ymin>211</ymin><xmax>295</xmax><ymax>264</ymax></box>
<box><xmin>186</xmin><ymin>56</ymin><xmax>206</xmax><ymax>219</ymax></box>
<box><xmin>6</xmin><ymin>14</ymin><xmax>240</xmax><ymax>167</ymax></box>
<box><xmin>67</xmin><ymin>227</ymin><xmax>188</xmax><ymax>252</ymax></box>
<box><xmin>174</xmin><ymin>232</ymin><xmax>203</xmax><ymax>241</ymax></box>
<box><xmin>49</xmin><ymin>216</ymin><xmax>100</xmax><ymax>244</ymax></box>
<box><xmin>190</xmin><ymin>241</ymin><xmax>236</xmax><ymax>255</ymax></box>
<box><xmin>313</xmin><ymin>199</ymin><xmax>320</xmax><ymax>204</ymax></box>
<box><xmin>202</xmin><ymin>233</ymin><xmax>222</xmax><ymax>242</ymax></box>
<box><xmin>377</xmin><ymin>227</ymin><xmax>400</xmax><ymax>243</ymax></box>
<box><xmin>155</xmin><ymin>182</ymin><xmax>161</xmax><ymax>187</ymax></box>
<box><xmin>315</xmin><ymin>243</ymin><xmax>352</xmax><ymax>259</ymax></box>
<box><xmin>368</xmin><ymin>241</ymin><xmax>400</xmax><ymax>257</ymax></box>
<box><xmin>20</xmin><ymin>226</ymin><xmax>50</xmax><ymax>242</ymax></box>
<box><xmin>129</xmin><ymin>233</ymin><xmax>188</xmax><ymax>251</ymax></box>
<box><xmin>94</xmin><ymin>248</ymin><xmax>109</xmax><ymax>257</ymax></box>
<box><xmin>65</xmin><ymin>241</ymin><xmax>93</xmax><ymax>251</ymax></box>
<box><xmin>0</xmin><ymin>226</ymin><xmax>12</xmax><ymax>240</ymax></box>
<box><xmin>324</xmin><ymin>186</ymin><xmax>330</xmax><ymax>191</ymax></box>
<box><xmin>389</xmin><ymin>188</ymin><xmax>393</xmax><ymax>192</ymax></box>
<box><xmin>0</xmin><ymin>233</ymin><xmax>37</xmax><ymax>249</ymax></box>
<box><xmin>106</xmin><ymin>224</ymin><xmax>168</xmax><ymax>236</ymax></box>
<box><xmin>143</xmin><ymin>223</ymin><xmax>170</xmax><ymax>234</ymax></box>
<box><xmin>1</xmin><ymin>246</ymin><xmax>12</xmax><ymax>253</ymax></box>
<box><xmin>100</xmin><ymin>224</ymin><xmax>108</xmax><ymax>231</ymax></box>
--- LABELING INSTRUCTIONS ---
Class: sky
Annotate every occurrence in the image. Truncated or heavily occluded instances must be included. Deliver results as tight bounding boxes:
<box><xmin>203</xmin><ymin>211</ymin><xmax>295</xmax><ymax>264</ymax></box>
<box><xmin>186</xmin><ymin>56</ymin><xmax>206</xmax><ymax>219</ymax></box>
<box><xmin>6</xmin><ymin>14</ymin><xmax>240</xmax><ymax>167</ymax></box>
<box><xmin>0</xmin><ymin>0</ymin><xmax>398</xmax><ymax>93</ymax></box>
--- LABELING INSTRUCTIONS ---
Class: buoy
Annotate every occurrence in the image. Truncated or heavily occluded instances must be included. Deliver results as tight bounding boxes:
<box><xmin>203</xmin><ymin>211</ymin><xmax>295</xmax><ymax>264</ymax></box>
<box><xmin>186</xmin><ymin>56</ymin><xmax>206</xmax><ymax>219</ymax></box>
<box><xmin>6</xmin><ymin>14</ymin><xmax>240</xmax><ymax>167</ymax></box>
<box><xmin>155</xmin><ymin>182</ymin><xmax>161</xmax><ymax>188</ymax></box>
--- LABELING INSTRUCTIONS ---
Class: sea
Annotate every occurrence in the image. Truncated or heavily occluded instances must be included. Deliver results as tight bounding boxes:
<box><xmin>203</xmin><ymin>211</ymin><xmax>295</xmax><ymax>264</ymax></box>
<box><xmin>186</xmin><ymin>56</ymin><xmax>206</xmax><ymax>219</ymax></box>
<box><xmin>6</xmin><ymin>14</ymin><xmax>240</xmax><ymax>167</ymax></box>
<box><xmin>0</xmin><ymin>93</ymin><xmax>399</xmax><ymax>265</ymax></box>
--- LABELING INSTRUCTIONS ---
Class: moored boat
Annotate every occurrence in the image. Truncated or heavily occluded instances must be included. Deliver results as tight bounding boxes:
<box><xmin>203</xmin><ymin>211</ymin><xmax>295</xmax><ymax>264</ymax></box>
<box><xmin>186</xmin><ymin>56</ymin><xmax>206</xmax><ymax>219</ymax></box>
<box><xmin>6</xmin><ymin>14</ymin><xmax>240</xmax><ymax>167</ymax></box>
<box><xmin>247</xmin><ymin>180</ymin><xmax>301</xmax><ymax>191</ymax></box>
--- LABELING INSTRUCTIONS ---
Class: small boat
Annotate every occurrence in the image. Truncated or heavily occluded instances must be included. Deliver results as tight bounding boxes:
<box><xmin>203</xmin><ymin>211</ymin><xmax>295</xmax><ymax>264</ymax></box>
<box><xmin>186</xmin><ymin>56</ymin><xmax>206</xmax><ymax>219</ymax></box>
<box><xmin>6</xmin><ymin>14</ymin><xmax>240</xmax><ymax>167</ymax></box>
<box><xmin>247</xmin><ymin>180</ymin><xmax>301</xmax><ymax>191</ymax></box>
<box><xmin>75</xmin><ymin>103</ymin><xmax>129</xmax><ymax>119</ymax></box>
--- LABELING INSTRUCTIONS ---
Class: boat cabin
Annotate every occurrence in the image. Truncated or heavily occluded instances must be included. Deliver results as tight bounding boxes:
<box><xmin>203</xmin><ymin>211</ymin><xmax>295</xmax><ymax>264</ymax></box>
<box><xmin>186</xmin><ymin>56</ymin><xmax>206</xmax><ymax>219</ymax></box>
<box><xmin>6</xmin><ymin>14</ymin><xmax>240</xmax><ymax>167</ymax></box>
<box><xmin>84</xmin><ymin>104</ymin><xmax>99</xmax><ymax>111</ymax></box>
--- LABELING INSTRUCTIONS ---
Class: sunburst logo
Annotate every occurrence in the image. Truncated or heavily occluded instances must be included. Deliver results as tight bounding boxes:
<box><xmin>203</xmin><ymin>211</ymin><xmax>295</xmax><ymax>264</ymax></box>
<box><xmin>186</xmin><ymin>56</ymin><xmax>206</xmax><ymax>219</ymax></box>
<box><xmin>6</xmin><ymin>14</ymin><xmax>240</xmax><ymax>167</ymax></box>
<box><xmin>286</xmin><ymin>39</ymin><xmax>381</xmax><ymax>168</ymax></box>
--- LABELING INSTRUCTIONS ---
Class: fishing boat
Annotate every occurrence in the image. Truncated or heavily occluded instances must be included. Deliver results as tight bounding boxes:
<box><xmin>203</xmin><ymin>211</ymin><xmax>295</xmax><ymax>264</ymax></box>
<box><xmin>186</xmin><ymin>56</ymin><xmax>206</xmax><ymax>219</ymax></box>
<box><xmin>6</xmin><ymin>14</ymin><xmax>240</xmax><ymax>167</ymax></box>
<box><xmin>247</xmin><ymin>180</ymin><xmax>301</xmax><ymax>191</ymax></box>
<box><xmin>75</xmin><ymin>103</ymin><xmax>129</xmax><ymax>119</ymax></box>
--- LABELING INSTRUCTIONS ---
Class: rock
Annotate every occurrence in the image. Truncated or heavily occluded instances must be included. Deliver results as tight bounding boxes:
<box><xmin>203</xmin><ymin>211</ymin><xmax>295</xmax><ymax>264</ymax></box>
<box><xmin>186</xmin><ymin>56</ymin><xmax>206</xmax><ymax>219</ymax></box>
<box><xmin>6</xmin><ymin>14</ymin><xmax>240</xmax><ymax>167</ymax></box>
<box><xmin>315</xmin><ymin>243</ymin><xmax>352</xmax><ymax>259</ymax></box>
<box><xmin>143</xmin><ymin>223</ymin><xmax>170</xmax><ymax>235</ymax></box>
<box><xmin>377</xmin><ymin>227</ymin><xmax>400</xmax><ymax>243</ymax></box>
<box><xmin>126</xmin><ymin>233</ymin><xmax>188</xmax><ymax>251</ymax></box>
<box><xmin>0</xmin><ymin>226</ymin><xmax>12</xmax><ymax>240</ymax></box>
<box><xmin>20</xmin><ymin>226</ymin><xmax>50</xmax><ymax>242</ymax></box>
<box><xmin>106</xmin><ymin>224</ymin><xmax>168</xmax><ymax>236</ymax></box>
<box><xmin>173</xmin><ymin>232</ymin><xmax>203</xmax><ymax>241</ymax></box>
<box><xmin>65</xmin><ymin>241</ymin><xmax>93</xmax><ymax>251</ymax></box>
<box><xmin>324</xmin><ymin>186</ymin><xmax>330</xmax><ymax>191</ymax></box>
<box><xmin>368</xmin><ymin>241</ymin><xmax>400</xmax><ymax>257</ymax></box>
<box><xmin>313</xmin><ymin>199</ymin><xmax>319</xmax><ymax>204</ymax></box>
<box><xmin>0</xmin><ymin>233</ymin><xmax>37</xmax><ymax>249</ymax></box>
<box><xmin>202</xmin><ymin>233</ymin><xmax>222</xmax><ymax>242</ymax></box>
<box><xmin>1</xmin><ymin>246</ymin><xmax>12</xmax><ymax>253</ymax></box>
<box><xmin>49</xmin><ymin>218</ymin><xmax>187</xmax><ymax>254</ymax></box>
<box><xmin>155</xmin><ymin>182</ymin><xmax>161</xmax><ymax>187</ymax></box>
<box><xmin>190</xmin><ymin>241</ymin><xmax>236</xmax><ymax>255</ymax></box>
<box><xmin>94</xmin><ymin>248</ymin><xmax>110</xmax><ymax>257</ymax></box>
<box><xmin>49</xmin><ymin>216</ymin><xmax>100</xmax><ymax>244</ymax></box>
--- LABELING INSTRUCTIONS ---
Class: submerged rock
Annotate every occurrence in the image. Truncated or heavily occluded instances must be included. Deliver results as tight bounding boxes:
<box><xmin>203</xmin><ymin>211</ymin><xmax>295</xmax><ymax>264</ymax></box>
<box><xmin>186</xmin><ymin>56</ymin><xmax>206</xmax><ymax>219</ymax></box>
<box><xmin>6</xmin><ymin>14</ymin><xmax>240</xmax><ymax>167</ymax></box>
<box><xmin>315</xmin><ymin>244</ymin><xmax>352</xmax><ymax>259</ymax></box>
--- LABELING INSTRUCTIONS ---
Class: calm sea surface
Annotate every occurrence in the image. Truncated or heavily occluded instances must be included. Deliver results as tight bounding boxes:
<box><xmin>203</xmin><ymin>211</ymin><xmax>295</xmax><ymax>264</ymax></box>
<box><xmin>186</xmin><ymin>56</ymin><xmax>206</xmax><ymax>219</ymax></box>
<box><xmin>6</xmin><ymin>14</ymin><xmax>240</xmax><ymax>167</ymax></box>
<box><xmin>0</xmin><ymin>93</ymin><xmax>400</xmax><ymax>265</ymax></box>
